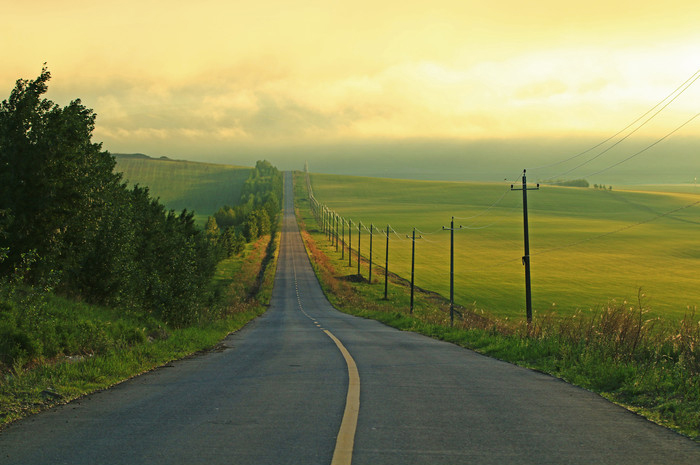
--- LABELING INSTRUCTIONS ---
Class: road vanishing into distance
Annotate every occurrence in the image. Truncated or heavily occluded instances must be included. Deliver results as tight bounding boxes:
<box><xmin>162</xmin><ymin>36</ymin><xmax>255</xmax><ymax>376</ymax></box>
<box><xmin>2</xmin><ymin>172</ymin><xmax>700</xmax><ymax>465</ymax></box>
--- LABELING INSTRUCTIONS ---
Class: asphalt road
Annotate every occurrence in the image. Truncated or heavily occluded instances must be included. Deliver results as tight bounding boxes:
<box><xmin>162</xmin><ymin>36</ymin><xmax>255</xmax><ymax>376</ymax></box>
<box><xmin>1</xmin><ymin>171</ymin><xmax>699</xmax><ymax>464</ymax></box>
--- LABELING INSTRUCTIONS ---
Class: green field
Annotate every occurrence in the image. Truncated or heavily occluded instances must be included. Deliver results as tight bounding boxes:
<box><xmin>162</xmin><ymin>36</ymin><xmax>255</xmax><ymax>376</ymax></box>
<box><xmin>114</xmin><ymin>154</ymin><xmax>252</xmax><ymax>223</ymax></box>
<box><xmin>308</xmin><ymin>173</ymin><xmax>700</xmax><ymax>321</ymax></box>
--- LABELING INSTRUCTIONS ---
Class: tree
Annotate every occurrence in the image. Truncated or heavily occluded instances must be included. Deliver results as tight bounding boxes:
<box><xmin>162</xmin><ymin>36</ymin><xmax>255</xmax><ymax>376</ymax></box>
<box><xmin>220</xmin><ymin>227</ymin><xmax>245</xmax><ymax>257</ymax></box>
<box><xmin>242</xmin><ymin>218</ymin><xmax>259</xmax><ymax>242</ymax></box>
<box><xmin>205</xmin><ymin>216</ymin><xmax>220</xmax><ymax>244</ymax></box>
<box><xmin>0</xmin><ymin>68</ymin><xmax>221</xmax><ymax>325</ymax></box>
<box><xmin>0</xmin><ymin>67</ymin><xmax>121</xmax><ymax>283</ymax></box>
<box><xmin>214</xmin><ymin>206</ymin><xmax>237</xmax><ymax>230</ymax></box>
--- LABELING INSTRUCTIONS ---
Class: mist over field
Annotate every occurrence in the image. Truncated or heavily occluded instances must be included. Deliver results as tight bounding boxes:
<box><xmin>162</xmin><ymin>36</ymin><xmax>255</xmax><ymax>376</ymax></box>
<box><xmin>193</xmin><ymin>136</ymin><xmax>700</xmax><ymax>186</ymax></box>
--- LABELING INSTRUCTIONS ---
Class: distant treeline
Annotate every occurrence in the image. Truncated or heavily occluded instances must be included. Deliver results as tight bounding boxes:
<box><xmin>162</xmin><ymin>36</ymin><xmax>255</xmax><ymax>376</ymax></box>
<box><xmin>207</xmin><ymin>160</ymin><xmax>283</xmax><ymax>257</ymax></box>
<box><xmin>0</xmin><ymin>68</ymin><xmax>280</xmax><ymax>326</ymax></box>
<box><xmin>542</xmin><ymin>179</ymin><xmax>590</xmax><ymax>188</ymax></box>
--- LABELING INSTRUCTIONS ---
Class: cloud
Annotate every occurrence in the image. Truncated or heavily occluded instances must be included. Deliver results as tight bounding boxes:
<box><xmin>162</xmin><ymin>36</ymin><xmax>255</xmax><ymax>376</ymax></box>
<box><xmin>11</xmin><ymin>31</ymin><xmax>696</xmax><ymax>156</ymax></box>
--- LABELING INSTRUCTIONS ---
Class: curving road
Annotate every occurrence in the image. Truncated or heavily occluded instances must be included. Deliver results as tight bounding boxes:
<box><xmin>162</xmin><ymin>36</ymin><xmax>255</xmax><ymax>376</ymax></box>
<box><xmin>1</xmin><ymin>172</ymin><xmax>699</xmax><ymax>464</ymax></box>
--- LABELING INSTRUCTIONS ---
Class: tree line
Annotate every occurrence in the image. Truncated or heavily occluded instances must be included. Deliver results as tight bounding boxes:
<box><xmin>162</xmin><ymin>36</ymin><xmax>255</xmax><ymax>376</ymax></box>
<box><xmin>206</xmin><ymin>160</ymin><xmax>283</xmax><ymax>257</ymax></box>
<box><xmin>0</xmin><ymin>68</ymin><xmax>280</xmax><ymax>327</ymax></box>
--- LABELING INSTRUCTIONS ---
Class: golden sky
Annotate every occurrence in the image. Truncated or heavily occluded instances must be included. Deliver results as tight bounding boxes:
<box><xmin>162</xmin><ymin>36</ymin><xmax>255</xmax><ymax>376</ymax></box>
<box><xmin>2</xmin><ymin>0</ymin><xmax>699</xmax><ymax>158</ymax></box>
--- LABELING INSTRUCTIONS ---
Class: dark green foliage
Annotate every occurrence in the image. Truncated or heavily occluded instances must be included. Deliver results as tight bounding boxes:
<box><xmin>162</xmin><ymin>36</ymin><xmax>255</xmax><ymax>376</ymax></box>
<box><xmin>560</xmin><ymin>178</ymin><xmax>589</xmax><ymax>188</ymax></box>
<box><xmin>0</xmin><ymin>68</ymin><xmax>121</xmax><ymax>282</ymax></box>
<box><xmin>212</xmin><ymin>159</ymin><xmax>282</xmax><ymax>251</ymax></box>
<box><xmin>205</xmin><ymin>216</ymin><xmax>220</xmax><ymax>244</ymax></box>
<box><xmin>0</xmin><ymin>278</ymin><xmax>167</xmax><ymax>370</ymax></box>
<box><xmin>545</xmin><ymin>179</ymin><xmax>590</xmax><ymax>188</ymax></box>
<box><xmin>220</xmin><ymin>228</ymin><xmax>246</xmax><ymax>257</ymax></box>
<box><xmin>0</xmin><ymin>68</ymin><xmax>219</xmax><ymax>327</ymax></box>
<box><xmin>242</xmin><ymin>217</ymin><xmax>259</xmax><ymax>242</ymax></box>
<box><xmin>214</xmin><ymin>206</ymin><xmax>237</xmax><ymax>229</ymax></box>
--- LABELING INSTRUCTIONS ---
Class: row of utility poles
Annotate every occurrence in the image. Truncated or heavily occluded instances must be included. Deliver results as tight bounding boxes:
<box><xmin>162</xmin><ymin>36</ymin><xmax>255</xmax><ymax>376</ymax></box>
<box><xmin>306</xmin><ymin>168</ymin><xmax>539</xmax><ymax>324</ymax></box>
<box><xmin>309</xmin><ymin>195</ymin><xmax>393</xmax><ymax>301</ymax></box>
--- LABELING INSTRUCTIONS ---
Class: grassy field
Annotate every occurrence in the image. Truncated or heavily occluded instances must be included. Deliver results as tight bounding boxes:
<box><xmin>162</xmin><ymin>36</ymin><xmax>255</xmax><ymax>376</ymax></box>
<box><xmin>307</xmin><ymin>172</ymin><xmax>700</xmax><ymax>322</ymax></box>
<box><xmin>619</xmin><ymin>183</ymin><xmax>700</xmax><ymax>195</ymax></box>
<box><xmin>114</xmin><ymin>154</ymin><xmax>252</xmax><ymax>224</ymax></box>
<box><xmin>294</xmin><ymin>172</ymin><xmax>700</xmax><ymax>440</ymax></box>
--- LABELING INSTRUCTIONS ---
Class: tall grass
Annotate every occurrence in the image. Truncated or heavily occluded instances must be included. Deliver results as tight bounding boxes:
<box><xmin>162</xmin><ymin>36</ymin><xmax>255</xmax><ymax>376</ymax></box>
<box><xmin>294</xmin><ymin>171</ymin><xmax>700</xmax><ymax>441</ymax></box>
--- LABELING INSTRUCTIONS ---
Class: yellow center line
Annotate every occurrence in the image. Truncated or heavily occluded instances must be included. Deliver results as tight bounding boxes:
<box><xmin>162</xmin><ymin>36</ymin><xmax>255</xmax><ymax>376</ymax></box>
<box><xmin>323</xmin><ymin>329</ymin><xmax>360</xmax><ymax>465</ymax></box>
<box><xmin>291</xmin><ymin>229</ymin><xmax>359</xmax><ymax>464</ymax></box>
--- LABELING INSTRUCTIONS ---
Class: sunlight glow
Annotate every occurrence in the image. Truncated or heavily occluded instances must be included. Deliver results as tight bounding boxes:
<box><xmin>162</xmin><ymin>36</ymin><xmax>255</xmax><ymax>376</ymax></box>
<box><xmin>2</xmin><ymin>1</ymin><xmax>699</xmax><ymax>156</ymax></box>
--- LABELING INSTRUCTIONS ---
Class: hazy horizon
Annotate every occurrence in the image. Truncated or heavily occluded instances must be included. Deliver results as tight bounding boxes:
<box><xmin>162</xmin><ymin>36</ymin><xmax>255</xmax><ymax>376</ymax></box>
<box><xmin>119</xmin><ymin>135</ymin><xmax>699</xmax><ymax>186</ymax></box>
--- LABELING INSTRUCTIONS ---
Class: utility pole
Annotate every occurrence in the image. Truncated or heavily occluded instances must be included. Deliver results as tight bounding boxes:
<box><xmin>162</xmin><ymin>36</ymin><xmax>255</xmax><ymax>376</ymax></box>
<box><xmin>369</xmin><ymin>224</ymin><xmax>373</xmax><ymax>284</ymax></box>
<box><xmin>511</xmin><ymin>169</ymin><xmax>539</xmax><ymax>323</ymax></box>
<box><xmin>357</xmin><ymin>221</ymin><xmax>362</xmax><ymax>277</ymax></box>
<box><xmin>442</xmin><ymin>216</ymin><xmax>463</xmax><ymax>327</ymax></box>
<box><xmin>406</xmin><ymin>228</ymin><xmax>421</xmax><ymax>314</ymax></box>
<box><xmin>328</xmin><ymin>209</ymin><xmax>333</xmax><ymax>241</ymax></box>
<box><xmin>384</xmin><ymin>225</ymin><xmax>390</xmax><ymax>300</ymax></box>
<box><xmin>348</xmin><ymin>220</ymin><xmax>353</xmax><ymax>267</ymax></box>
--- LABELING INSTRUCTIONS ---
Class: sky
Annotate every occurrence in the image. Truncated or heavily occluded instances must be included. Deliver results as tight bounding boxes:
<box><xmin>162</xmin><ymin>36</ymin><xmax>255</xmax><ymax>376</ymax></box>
<box><xmin>2</xmin><ymin>0</ymin><xmax>700</xmax><ymax>177</ymax></box>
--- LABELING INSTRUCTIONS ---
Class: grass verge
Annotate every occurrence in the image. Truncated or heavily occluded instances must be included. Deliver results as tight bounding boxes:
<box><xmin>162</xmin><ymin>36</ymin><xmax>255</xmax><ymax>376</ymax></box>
<box><xmin>293</xmin><ymin>171</ymin><xmax>700</xmax><ymax>442</ymax></box>
<box><xmin>0</xmin><ymin>228</ymin><xmax>280</xmax><ymax>428</ymax></box>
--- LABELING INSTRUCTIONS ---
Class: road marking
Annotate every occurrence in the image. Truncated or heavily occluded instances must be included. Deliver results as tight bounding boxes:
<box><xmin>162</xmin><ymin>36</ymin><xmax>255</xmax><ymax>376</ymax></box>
<box><xmin>324</xmin><ymin>329</ymin><xmax>360</xmax><ymax>465</ymax></box>
<box><xmin>291</xmin><ymin>238</ymin><xmax>359</xmax><ymax>465</ymax></box>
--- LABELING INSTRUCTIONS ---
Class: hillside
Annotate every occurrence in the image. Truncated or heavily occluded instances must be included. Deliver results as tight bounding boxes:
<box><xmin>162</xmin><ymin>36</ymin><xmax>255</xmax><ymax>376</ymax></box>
<box><xmin>113</xmin><ymin>154</ymin><xmax>252</xmax><ymax>221</ymax></box>
<box><xmin>307</xmin><ymin>172</ymin><xmax>700</xmax><ymax>321</ymax></box>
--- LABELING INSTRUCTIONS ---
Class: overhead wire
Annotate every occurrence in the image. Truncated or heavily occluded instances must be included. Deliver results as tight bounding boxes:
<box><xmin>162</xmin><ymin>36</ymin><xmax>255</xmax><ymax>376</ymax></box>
<box><xmin>300</xmin><ymin>67</ymin><xmax>700</xmax><ymax>312</ymax></box>
<box><xmin>450</xmin><ymin>170</ymin><xmax>524</xmax><ymax>225</ymax></box>
<box><xmin>531</xmin><ymin>199</ymin><xmax>700</xmax><ymax>257</ymax></box>
<box><xmin>531</xmin><ymin>67</ymin><xmax>700</xmax><ymax>176</ymax></box>
<box><xmin>414</xmin><ymin>227</ymin><xmax>444</xmax><ymax>236</ymax></box>
<box><xmin>569</xmin><ymin>112</ymin><xmax>700</xmax><ymax>180</ymax></box>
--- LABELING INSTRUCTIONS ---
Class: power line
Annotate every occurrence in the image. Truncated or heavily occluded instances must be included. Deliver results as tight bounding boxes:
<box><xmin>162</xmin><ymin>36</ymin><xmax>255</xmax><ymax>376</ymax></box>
<box><xmin>530</xmin><ymin>67</ymin><xmax>700</xmax><ymax>175</ymax></box>
<box><xmin>453</xmin><ymin>185</ymin><xmax>512</xmax><ymax>222</ymax></box>
<box><xmin>532</xmin><ymin>199</ymin><xmax>700</xmax><ymax>257</ymax></box>
<box><xmin>570</xmin><ymin>112</ymin><xmax>700</xmax><ymax>180</ymax></box>
<box><xmin>414</xmin><ymin>227</ymin><xmax>444</xmax><ymax>236</ymax></box>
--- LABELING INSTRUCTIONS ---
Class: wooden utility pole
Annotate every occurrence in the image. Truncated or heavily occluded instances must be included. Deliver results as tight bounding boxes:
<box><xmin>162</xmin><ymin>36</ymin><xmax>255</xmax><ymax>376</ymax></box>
<box><xmin>511</xmin><ymin>169</ymin><xmax>539</xmax><ymax>323</ymax></box>
<box><xmin>384</xmin><ymin>225</ymin><xmax>390</xmax><ymax>300</ymax></box>
<box><xmin>357</xmin><ymin>221</ymin><xmax>362</xmax><ymax>277</ymax></box>
<box><xmin>406</xmin><ymin>228</ymin><xmax>422</xmax><ymax>314</ymax></box>
<box><xmin>442</xmin><ymin>217</ymin><xmax>463</xmax><ymax>326</ymax></box>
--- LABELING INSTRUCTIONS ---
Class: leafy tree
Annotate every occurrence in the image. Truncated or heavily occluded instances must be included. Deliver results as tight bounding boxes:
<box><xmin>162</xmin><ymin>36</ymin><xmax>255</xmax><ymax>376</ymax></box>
<box><xmin>213</xmin><ymin>159</ymin><xmax>282</xmax><ymax>248</ymax></box>
<box><xmin>214</xmin><ymin>206</ymin><xmax>237</xmax><ymax>229</ymax></box>
<box><xmin>243</xmin><ymin>218</ymin><xmax>259</xmax><ymax>242</ymax></box>
<box><xmin>0</xmin><ymin>68</ymin><xmax>222</xmax><ymax>326</ymax></box>
<box><xmin>0</xmin><ymin>67</ymin><xmax>121</xmax><ymax>284</ymax></box>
